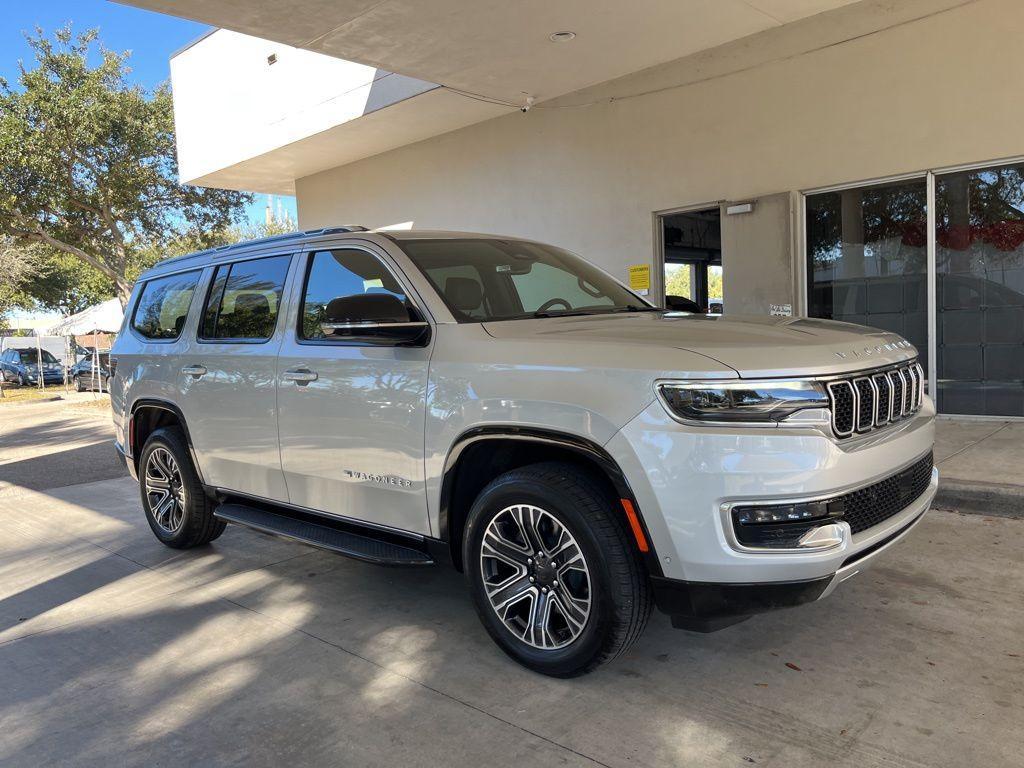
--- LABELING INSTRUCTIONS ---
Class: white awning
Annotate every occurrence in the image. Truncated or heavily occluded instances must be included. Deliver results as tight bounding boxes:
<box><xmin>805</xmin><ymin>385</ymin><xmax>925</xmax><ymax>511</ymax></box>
<box><xmin>43</xmin><ymin>299</ymin><xmax>123</xmax><ymax>336</ymax></box>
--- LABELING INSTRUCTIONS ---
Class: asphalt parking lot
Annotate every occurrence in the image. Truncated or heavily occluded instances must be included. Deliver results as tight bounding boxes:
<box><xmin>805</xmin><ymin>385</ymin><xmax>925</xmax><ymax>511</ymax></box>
<box><xmin>0</xmin><ymin>400</ymin><xmax>1021</xmax><ymax>767</ymax></box>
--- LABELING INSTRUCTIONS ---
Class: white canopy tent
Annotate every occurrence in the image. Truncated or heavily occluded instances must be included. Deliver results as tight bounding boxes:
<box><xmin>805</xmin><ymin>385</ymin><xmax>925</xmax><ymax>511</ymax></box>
<box><xmin>32</xmin><ymin>298</ymin><xmax>124</xmax><ymax>395</ymax></box>
<box><xmin>43</xmin><ymin>298</ymin><xmax>123</xmax><ymax>337</ymax></box>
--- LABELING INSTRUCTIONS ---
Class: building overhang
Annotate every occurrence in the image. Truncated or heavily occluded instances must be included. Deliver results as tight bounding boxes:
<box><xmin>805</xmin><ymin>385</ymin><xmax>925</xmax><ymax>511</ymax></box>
<box><xmin>119</xmin><ymin>0</ymin><xmax>862</xmax><ymax>105</ymax></box>
<box><xmin>115</xmin><ymin>0</ymin><xmax>951</xmax><ymax>193</ymax></box>
<box><xmin>167</xmin><ymin>28</ymin><xmax>510</xmax><ymax>194</ymax></box>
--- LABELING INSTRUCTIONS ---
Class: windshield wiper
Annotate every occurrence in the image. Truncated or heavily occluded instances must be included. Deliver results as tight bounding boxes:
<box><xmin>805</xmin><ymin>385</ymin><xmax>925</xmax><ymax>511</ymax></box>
<box><xmin>610</xmin><ymin>304</ymin><xmax>663</xmax><ymax>313</ymax></box>
<box><xmin>531</xmin><ymin>309</ymin><xmax>598</xmax><ymax>319</ymax></box>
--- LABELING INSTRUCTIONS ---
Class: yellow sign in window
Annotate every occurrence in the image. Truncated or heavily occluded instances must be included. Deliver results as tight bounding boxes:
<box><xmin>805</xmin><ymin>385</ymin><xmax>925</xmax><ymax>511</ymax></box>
<box><xmin>627</xmin><ymin>264</ymin><xmax>651</xmax><ymax>295</ymax></box>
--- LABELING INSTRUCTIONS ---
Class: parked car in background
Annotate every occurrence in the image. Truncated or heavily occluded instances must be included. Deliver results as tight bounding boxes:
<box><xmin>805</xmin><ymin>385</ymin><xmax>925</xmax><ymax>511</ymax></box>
<box><xmin>110</xmin><ymin>227</ymin><xmax>937</xmax><ymax>677</ymax></box>
<box><xmin>70</xmin><ymin>353</ymin><xmax>112</xmax><ymax>392</ymax></box>
<box><xmin>0</xmin><ymin>347</ymin><xmax>66</xmax><ymax>386</ymax></box>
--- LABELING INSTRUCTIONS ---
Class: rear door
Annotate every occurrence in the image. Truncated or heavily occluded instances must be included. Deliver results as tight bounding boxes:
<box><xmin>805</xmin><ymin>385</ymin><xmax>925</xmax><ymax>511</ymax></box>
<box><xmin>275</xmin><ymin>243</ymin><xmax>433</xmax><ymax>534</ymax></box>
<box><xmin>177</xmin><ymin>252</ymin><xmax>295</xmax><ymax>502</ymax></box>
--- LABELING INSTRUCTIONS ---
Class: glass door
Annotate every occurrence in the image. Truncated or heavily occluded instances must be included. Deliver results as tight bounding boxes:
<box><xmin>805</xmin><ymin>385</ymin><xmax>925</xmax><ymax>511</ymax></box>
<box><xmin>661</xmin><ymin>207</ymin><xmax>723</xmax><ymax>314</ymax></box>
<box><xmin>935</xmin><ymin>164</ymin><xmax>1024</xmax><ymax>416</ymax></box>
<box><xmin>806</xmin><ymin>178</ymin><xmax>930</xmax><ymax>375</ymax></box>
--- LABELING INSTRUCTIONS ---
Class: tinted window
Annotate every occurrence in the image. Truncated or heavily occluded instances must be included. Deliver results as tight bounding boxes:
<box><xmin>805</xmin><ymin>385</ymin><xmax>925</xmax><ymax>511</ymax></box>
<box><xmin>132</xmin><ymin>270</ymin><xmax>201</xmax><ymax>340</ymax></box>
<box><xmin>300</xmin><ymin>249</ymin><xmax>411</xmax><ymax>340</ymax></box>
<box><xmin>201</xmin><ymin>255</ymin><xmax>291</xmax><ymax>341</ymax></box>
<box><xmin>17</xmin><ymin>349</ymin><xmax>59</xmax><ymax>364</ymax></box>
<box><xmin>399</xmin><ymin>238</ymin><xmax>649</xmax><ymax>322</ymax></box>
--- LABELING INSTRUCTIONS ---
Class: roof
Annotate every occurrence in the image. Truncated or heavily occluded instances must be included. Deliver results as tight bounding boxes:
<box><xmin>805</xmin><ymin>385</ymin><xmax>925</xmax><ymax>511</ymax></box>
<box><xmin>143</xmin><ymin>226</ymin><xmax>368</xmax><ymax>276</ymax></box>
<box><xmin>139</xmin><ymin>227</ymin><xmax>544</xmax><ymax>280</ymax></box>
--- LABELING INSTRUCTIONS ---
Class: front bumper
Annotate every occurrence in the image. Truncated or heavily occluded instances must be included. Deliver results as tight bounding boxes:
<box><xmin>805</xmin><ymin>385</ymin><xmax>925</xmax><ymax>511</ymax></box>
<box><xmin>24</xmin><ymin>372</ymin><xmax>65</xmax><ymax>384</ymax></box>
<box><xmin>649</xmin><ymin>486</ymin><xmax>933</xmax><ymax>630</ymax></box>
<box><xmin>608</xmin><ymin>392</ymin><xmax>937</xmax><ymax>624</ymax></box>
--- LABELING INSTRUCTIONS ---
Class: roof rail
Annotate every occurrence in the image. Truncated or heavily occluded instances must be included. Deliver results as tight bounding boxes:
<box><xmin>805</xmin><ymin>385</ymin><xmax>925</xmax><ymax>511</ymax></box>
<box><xmin>148</xmin><ymin>226</ymin><xmax>369</xmax><ymax>270</ymax></box>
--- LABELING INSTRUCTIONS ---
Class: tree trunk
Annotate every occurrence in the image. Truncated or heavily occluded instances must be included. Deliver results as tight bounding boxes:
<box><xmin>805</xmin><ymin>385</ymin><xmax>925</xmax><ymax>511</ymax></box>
<box><xmin>115</xmin><ymin>278</ymin><xmax>132</xmax><ymax>309</ymax></box>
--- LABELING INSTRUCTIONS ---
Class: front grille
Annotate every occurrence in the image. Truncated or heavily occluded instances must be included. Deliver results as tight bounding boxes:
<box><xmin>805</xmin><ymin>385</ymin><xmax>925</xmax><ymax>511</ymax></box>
<box><xmin>831</xmin><ymin>451</ymin><xmax>934</xmax><ymax>534</ymax></box>
<box><xmin>826</xmin><ymin>360</ymin><xmax>924</xmax><ymax>438</ymax></box>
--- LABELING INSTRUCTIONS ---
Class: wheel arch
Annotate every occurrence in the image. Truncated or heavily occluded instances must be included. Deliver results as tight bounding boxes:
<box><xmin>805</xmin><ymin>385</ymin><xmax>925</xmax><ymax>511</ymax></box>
<box><xmin>438</xmin><ymin>426</ymin><xmax>662</xmax><ymax>576</ymax></box>
<box><xmin>129</xmin><ymin>399</ymin><xmax>207</xmax><ymax>485</ymax></box>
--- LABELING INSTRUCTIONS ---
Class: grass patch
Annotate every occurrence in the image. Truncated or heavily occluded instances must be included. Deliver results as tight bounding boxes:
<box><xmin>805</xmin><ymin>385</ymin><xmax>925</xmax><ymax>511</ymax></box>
<box><xmin>0</xmin><ymin>383</ymin><xmax>69</xmax><ymax>404</ymax></box>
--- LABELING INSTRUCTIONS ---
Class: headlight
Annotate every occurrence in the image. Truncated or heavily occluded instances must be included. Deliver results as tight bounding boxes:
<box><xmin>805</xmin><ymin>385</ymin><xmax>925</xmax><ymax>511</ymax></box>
<box><xmin>657</xmin><ymin>380</ymin><xmax>828</xmax><ymax>424</ymax></box>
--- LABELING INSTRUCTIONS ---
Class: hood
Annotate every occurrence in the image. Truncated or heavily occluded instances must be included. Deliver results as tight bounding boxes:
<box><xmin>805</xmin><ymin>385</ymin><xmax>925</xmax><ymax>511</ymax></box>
<box><xmin>482</xmin><ymin>313</ymin><xmax>917</xmax><ymax>378</ymax></box>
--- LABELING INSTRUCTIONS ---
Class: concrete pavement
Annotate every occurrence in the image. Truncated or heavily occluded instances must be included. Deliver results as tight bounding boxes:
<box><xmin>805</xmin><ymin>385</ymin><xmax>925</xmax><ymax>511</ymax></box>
<box><xmin>0</xmin><ymin>400</ymin><xmax>1022</xmax><ymax>767</ymax></box>
<box><xmin>933</xmin><ymin>418</ymin><xmax>1024</xmax><ymax>516</ymax></box>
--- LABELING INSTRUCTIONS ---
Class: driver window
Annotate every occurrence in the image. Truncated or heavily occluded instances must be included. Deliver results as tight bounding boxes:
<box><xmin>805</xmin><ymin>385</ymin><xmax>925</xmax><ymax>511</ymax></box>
<box><xmin>510</xmin><ymin>262</ymin><xmax>614</xmax><ymax>312</ymax></box>
<box><xmin>301</xmin><ymin>249</ymin><xmax>410</xmax><ymax>340</ymax></box>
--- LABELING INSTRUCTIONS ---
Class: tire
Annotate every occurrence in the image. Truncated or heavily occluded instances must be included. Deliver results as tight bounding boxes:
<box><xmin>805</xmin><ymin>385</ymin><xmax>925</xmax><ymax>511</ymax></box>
<box><xmin>138</xmin><ymin>427</ymin><xmax>226</xmax><ymax>549</ymax></box>
<box><xmin>463</xmin><ymin>462</ymin><xmax>651</xmax><ymax>677</ymax></box>
<box><xmin>74</xmin><ymin>375</ymin><xmax>85</xmax><ymax>392</ymax></box>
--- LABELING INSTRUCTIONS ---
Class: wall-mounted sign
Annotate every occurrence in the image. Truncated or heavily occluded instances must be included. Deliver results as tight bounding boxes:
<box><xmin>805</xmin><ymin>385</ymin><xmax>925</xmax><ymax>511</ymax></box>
<box><xmin>770</xmin><ymin>303</ymin><xmax>793</xmax><ymax>317</ymax></box>
<box><xmin>628</xmin><ymin>264</ymin><xmax>650</xmax><ymax>296</ymax></box>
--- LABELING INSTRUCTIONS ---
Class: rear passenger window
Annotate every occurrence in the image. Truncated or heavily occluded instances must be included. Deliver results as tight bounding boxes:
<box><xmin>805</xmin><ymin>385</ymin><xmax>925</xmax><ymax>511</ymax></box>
<box><xmin>201</xmin><ymin>255</ymin><xmax>291</xmax><ymax>341</ymax></box>
<box><xmin>131</xmin><ymin>270</ymin><xmax>201</xmax><ymax>340</ymax></box>
<box><xmin>300</xmin><ymin>249</ymin><xmax>411</xmax><ymax>340</ymax></box>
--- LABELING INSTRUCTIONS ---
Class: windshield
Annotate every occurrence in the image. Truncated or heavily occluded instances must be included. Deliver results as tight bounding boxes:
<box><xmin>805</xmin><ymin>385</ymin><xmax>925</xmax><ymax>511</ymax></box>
<box><xmin>398</xmin><ymin>238</ymin><xmax>656</xmax><ymax>322</ymax></box>
<box><xmin>16</xmin><ymin>349</ymin><xmax>58</xmax><ymax>364</ymax></box>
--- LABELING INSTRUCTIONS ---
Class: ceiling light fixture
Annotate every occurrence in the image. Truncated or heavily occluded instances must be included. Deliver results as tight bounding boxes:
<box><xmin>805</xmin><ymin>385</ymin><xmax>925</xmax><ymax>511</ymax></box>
<box><xmin>549</xmin><ymin>31</ymin><xmax>576</xmax><ymax>42</ymax></box>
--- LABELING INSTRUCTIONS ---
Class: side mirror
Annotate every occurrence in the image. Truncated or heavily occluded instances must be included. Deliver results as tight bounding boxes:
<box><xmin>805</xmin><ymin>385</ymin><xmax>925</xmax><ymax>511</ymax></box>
<box><xmin>320</xmin><ymin>293</ymin><xmax>429</xmax><ymax>345</ymax></box>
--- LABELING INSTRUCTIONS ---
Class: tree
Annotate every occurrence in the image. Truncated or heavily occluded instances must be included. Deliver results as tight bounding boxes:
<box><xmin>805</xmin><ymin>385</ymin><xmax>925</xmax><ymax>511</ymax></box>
<box><xmin>0</xmin><ymin>26</ymin><xmax>252</xmax><ymax>307</ymax></box>
<box><xmin>0</xmin><ymin>237</ymin><xmax>41</xmax><ymax>319</ymax></box>
<box><xmin>16</xmin><ymin>251</ymin><xmax>115</xmax><ymax>316</ymax></box>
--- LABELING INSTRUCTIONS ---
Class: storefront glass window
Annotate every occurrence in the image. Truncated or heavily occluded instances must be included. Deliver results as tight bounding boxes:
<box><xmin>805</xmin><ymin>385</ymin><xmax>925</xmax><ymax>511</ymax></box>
<box><xmin>936</xmin><ymin>164</ymin><xmax>1024</xmax><ymax>416</ymax></box>
<box><xmin>806</xmin><ymin>179</ymin><xmax>929</xmax><ymax>376</ymax></box>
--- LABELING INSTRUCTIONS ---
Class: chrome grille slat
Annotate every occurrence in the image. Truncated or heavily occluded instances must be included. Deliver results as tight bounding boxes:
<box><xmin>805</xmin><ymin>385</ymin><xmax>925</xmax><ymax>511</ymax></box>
<box><xmin>826</xmin><ymin>380</ymin><xmax>856</xmax><ymax>437</ymax></box>
<box><xmin>853</xmin><ymin>377</ymin><xmax>876</xmax><ymax>432</ymax></box>
<box><xmin>872</xmin><ymin>373</ymin><xmax>892</xmax><ymax>425</ymax></box>
<box><xmin>830</xmin><ymin>360</ymin><xmax>923</xmax><ymax>438</ymax></box>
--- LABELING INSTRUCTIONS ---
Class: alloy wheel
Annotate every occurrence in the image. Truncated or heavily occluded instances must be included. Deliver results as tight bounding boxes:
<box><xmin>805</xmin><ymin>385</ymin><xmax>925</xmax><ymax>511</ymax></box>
<box><xmin>144</xmin><ymin>447</ymin><xmax>186</xmax><ymax>534</ymax></box>
<box><xmin>479</xmin><ymin>504</ymin><xmax>592</xmax><ymax>650</ymax></box>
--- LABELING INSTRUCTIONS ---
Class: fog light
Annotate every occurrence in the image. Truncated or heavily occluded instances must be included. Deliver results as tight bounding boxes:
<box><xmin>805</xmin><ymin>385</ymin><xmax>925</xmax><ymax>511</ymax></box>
<box><xmin>732</xmin><ymin>499</ymin><xmax>846</xmax><ymax>549</ymax></box>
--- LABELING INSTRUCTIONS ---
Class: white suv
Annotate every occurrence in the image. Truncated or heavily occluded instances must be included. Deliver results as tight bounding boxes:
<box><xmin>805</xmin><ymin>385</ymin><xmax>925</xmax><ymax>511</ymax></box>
<box><xmin>110</xmin><ymin>228</ymin><xmax>937</xmax><ymax>676</ymax></box>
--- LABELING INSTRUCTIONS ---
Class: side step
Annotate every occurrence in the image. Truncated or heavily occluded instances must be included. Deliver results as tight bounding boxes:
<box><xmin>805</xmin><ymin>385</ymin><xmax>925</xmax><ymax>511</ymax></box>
<box><xmin>214</xmin><ymin>503</ymin><xmax>434</xmax><ymax>566</ymax></box>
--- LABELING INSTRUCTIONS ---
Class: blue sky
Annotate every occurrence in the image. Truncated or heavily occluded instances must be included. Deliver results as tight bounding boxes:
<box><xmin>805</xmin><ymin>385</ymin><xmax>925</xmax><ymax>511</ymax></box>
<box><xmin>0</xmin><ymin>0</ymin><xmax>297</xmax><ymax>228</ymax></box>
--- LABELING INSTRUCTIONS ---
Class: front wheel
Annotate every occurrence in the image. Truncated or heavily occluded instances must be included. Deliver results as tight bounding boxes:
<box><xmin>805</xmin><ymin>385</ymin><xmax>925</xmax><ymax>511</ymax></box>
<box><xmin>138</xmin><ymin>427</ymin><xmax>225</xmax><ymax>548</ymax></box>
<box><xmin>73</xmin><ymin>375</ymin><xmax>85</xmax><ymax>392</ymax></box>
<box><xmin>464</xmin><ymin>462</ymin><xmax>651</xmax><ymax>677</ymax></box>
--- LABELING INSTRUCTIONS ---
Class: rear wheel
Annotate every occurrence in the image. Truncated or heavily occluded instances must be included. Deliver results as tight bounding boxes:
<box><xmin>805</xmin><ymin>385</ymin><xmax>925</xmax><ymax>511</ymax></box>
<box><xmin>138</xmin><ymin>427</ymin><xmax>225</xmax><ymax>548</ymax></box>
<box><xmin>464</xmin><ymin>462</ymin><xmax>651</xmax><ymax>677</ymax></box>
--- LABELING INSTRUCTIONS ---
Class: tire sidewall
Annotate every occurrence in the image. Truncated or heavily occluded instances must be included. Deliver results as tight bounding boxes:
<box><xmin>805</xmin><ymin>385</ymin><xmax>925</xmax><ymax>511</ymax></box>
<box><xmin>463</xmin><ymin>475</ymin><xmax>621</xmax><ymax>676</ymax></box>
<box><xmin>74</xmin><ymin>375</ymin><xmax>84</xmax><ymax>392</ymax></box>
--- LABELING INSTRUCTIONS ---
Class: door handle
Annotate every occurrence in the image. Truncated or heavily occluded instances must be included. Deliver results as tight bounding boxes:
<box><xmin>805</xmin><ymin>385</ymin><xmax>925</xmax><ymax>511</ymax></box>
<box><xmin>283</xmin><ymin>368</ymin><xmax>318</xmax><ymax>384</ymax></box>
<box><xmin>181</xmin><ymin>364</ymin><xmax>207</xmax><ymax>377</ymax></box>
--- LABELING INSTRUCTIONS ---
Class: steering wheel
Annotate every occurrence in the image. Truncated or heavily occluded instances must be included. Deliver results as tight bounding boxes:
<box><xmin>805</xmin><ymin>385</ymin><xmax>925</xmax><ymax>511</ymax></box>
<box><xmin>536</xmin><ymin>297</ymin><xmax>571</xmax><ymax>313</ymax></box>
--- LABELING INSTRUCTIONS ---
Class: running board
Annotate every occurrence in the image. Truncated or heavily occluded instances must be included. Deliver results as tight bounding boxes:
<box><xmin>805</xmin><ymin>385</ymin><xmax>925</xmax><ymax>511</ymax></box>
<box><xmin>214</xmin><ymin>503</ymin><xmax>434</xmax><ymax>565</ymax></box>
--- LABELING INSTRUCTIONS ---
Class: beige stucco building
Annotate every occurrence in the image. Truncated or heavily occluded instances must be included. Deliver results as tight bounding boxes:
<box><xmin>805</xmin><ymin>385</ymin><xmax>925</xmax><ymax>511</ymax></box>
<box><xmin>127</xmin><ymin>0</ymin><xmax>1024</xmax><ymax>417</ymax></box>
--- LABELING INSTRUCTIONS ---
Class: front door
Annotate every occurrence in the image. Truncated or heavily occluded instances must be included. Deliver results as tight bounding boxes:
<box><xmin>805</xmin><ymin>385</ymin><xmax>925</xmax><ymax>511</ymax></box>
<box><xmin>276</xmin><ymin>245</ymin><xmax>432</xmax><ymax>534</ymax></box>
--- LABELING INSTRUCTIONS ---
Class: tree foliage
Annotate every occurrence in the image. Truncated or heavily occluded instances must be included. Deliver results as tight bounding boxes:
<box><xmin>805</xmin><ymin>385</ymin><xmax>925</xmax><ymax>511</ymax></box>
<box><xmin>0</xmin><ymin>26</ymin><xmax>252</xmax><ymax>307</ymax></box>
<box><xmin>0</xmin><ymin>237</ymin><xmax>42</xmax><ymax>318</ymax></box>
